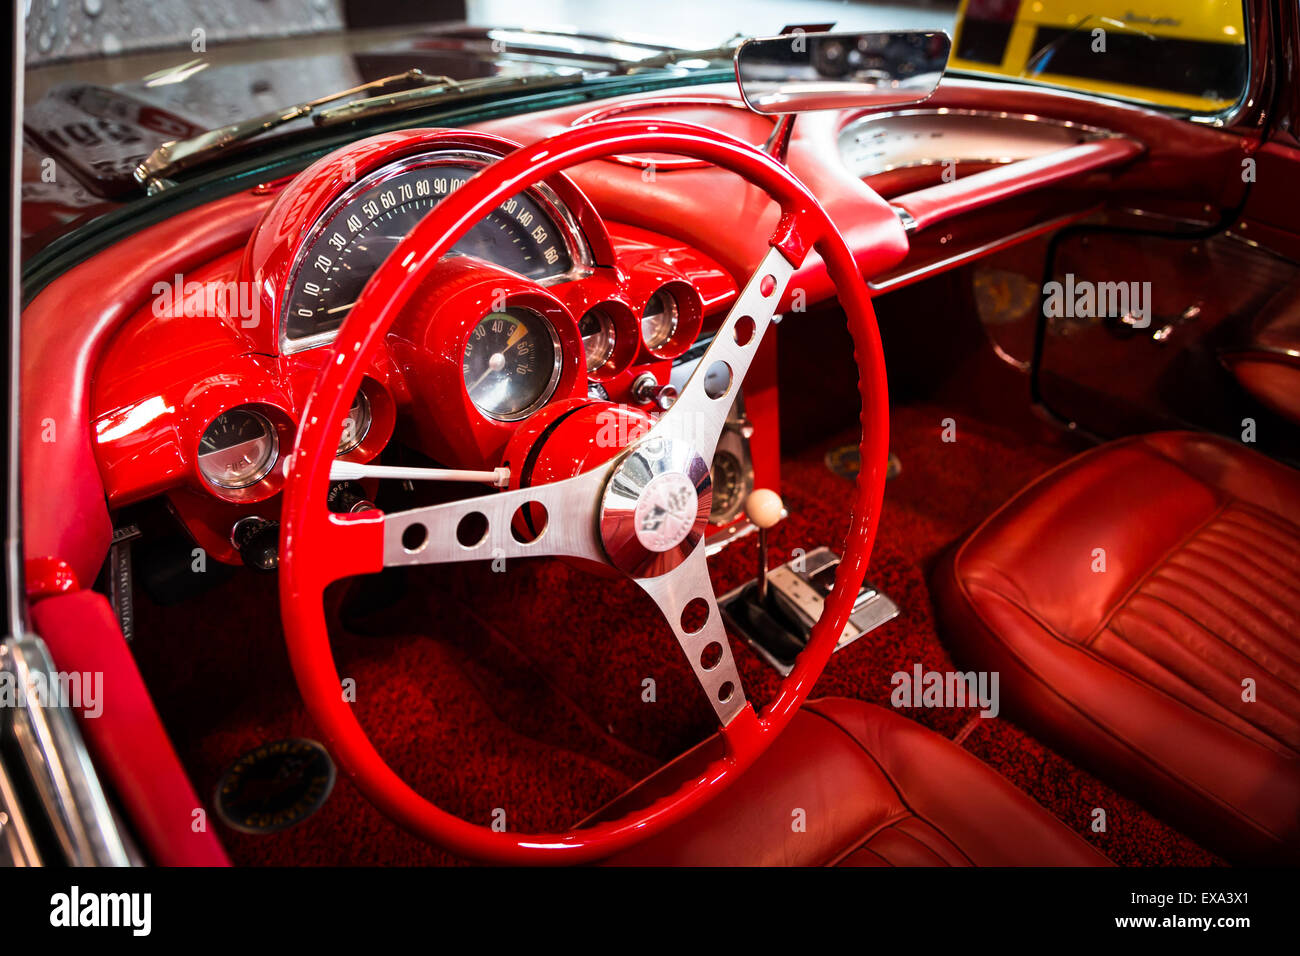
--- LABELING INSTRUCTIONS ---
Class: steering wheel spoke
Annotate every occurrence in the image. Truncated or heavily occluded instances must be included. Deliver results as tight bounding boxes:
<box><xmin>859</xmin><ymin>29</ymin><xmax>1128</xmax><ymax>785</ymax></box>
<box><xmin>380</xmin><ymin>468</ymin><xmax>607</xmax><ymax>568</ymax></box>
<box><xmin>635</xmin><ymin>545</ymin><xmax>749</xmax><ymax>726</ymax></box>
<box><xmin>650</xmin><ymin>245</ymin><xmax>795</xmax><ymax>465</ymax></box>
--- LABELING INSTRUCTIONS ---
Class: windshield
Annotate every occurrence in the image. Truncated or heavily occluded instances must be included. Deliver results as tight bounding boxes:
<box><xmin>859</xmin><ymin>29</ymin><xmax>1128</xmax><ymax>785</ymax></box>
<box><xmin>19</xmin><ymin>1</ymin><xmax>1251</xmax><ymax>262</ymax></box>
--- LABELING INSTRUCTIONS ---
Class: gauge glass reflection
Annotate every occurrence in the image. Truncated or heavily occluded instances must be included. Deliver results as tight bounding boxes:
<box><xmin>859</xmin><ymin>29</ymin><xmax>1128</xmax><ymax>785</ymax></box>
<box><xmin>641</xmin><ymin>290</ymin><xmax>679</xmax><ymax>351</ymax></box>
<box><xmin>197</xmin><ymin>408</ymin><xmax>278</xmax><ymax>489</ymax></box>
<box><xmin>337</xmin><ymin>390</ymin><xmax>372</xmax><ymax>455</ymax></box>
<box><xmin>579</xmin><ymin>307</ymin><xmax>616</xmax><ymax>372</ymax></box>
<box><xmin>462</xmin><ymin>308</ymin><xmax>560</xmax><ymax>420</ymax></box>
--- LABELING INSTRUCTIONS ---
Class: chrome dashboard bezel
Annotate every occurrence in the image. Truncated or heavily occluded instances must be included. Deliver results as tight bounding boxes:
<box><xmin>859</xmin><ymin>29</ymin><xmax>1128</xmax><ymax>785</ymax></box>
<box><xmin>280</xmin><ymin>148</ymin><xmax>595</xmax><ymax>355</ymax></box>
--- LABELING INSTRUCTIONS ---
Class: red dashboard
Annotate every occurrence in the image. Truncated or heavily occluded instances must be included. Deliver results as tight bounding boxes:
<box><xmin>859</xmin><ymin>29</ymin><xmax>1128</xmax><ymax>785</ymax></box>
<box><xmin>83</xmin><ymin>129</ymin><xmax>739</xmax><ymax>568</ymax></box>
<box><xmin>20</xmin><ymin>77</ymin><xmax>1200</xmax><ymax>593</ymax></box>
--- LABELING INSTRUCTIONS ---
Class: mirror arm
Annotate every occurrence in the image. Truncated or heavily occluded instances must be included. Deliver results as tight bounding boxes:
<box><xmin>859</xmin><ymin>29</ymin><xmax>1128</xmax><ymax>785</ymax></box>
<box><xmin>763</xmin><ymin>114</ymin><xmax>797</xmax><ymax>163</ymax></box>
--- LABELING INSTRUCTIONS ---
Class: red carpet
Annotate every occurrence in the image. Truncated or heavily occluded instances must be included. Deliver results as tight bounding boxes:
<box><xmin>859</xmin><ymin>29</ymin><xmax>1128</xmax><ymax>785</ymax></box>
<box><xmin>129</xmin><ymin>396</ymin><xmax>1220</xmax><ymax>866</ymax></box>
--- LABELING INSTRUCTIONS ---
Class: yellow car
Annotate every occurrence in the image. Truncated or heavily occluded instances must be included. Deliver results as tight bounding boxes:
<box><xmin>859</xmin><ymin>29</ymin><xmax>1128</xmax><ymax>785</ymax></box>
<box><xmin>951</xmin><ymin>0</ymin><xmax>1248</xmax><ymax>113</ymax></box>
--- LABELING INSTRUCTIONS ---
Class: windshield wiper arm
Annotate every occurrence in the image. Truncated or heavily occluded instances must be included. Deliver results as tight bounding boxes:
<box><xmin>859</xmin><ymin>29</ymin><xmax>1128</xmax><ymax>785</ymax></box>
<box><xmin>312</xmin><ymin>71</ymin><xmax>591</xmax><ymax>125</ymax></box>
<box><xmin>133</xmin><ymin>69</ymin><xmax>448</xmax><ymax>191</ymax></box>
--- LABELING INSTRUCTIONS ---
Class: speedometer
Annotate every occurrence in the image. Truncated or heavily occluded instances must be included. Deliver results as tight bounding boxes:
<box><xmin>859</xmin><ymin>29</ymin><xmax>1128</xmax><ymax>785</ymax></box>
<box><xmin>282</xmin><ymin>151</ymin><xmax>587</xmax><ymax>350</ymax></box>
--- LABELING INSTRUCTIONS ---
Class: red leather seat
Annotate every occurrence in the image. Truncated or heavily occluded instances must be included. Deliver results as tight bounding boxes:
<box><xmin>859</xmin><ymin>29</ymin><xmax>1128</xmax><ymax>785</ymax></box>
<box><xmin>591</xmin><ymin>698</ymin><xmax>1109</xmax><ymax>865</ymax></box>
<box><xmin>935</xmin><ymin>431</ymin><xmax>1300</xmax><ymax>863</ymax></box>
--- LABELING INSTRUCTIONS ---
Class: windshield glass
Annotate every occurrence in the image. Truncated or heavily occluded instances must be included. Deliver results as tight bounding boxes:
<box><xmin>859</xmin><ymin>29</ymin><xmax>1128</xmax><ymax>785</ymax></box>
<box><xmin>19</xmin><ymin>1</ymin><xmax>1251</xmax><ymax>262</ymax></box>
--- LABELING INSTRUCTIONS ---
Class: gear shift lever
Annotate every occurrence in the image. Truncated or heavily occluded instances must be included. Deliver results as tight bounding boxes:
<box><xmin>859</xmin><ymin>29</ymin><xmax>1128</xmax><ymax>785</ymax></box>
<box><xmin>744</xmin><ymin>488</ymin><xmax>784</xmax><ymax>604</ymax></box>
<box><xmin>721</xmin><ymin>488</ymin><xmax>900</xmax><ymax>675</ymax></box>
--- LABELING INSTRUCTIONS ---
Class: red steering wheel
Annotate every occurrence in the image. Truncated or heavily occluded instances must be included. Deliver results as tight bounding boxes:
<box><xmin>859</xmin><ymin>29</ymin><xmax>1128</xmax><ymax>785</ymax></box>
<box><xmin>278</xmin><ymin>118</ymin><xmax>890</xmax><ymax>863</ymax></box>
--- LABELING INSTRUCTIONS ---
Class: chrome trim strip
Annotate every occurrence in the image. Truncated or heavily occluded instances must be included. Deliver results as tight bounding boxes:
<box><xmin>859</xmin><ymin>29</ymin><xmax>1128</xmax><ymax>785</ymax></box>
<box><xmin>5</xmin><ymin>0</ymin><xmax>24</xmax><ymax>641</ymax></box>
<box><xmin>1</xmin><ymin>637</ymin><xmax>132</xmax><ymax>866</ymax></box>
<box><xmin>869</xmin><ymin>208</ymin><xmax>1096</xmax><ymax>293</ymax></box>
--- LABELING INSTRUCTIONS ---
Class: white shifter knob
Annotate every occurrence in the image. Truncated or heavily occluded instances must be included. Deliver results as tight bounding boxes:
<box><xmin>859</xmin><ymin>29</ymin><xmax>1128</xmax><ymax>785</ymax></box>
<box><xmin>745</xmin><ymin>488</ymin><xmax>784</xmax><ymax>530</ymax></box>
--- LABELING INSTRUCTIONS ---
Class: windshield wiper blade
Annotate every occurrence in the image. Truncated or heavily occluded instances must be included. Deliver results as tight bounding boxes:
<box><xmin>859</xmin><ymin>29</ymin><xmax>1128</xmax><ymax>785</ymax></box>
<box><xmin>313</xmin><ymin>71</ymin><xmax>591</xmax><ymax>125</ymax></box>
<box><xmin>614</xmin><ymin>35</ymin><xmax>743</xmax><ymax>74</ymax></box>
<box><xmin>133</xmin><ymin>69</ymin><xmax>447</xmax><ymax>191</ymax></box>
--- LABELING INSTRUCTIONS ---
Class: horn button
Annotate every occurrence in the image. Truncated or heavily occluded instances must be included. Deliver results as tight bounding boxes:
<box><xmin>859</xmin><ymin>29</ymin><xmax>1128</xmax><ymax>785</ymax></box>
<box><xmin>600</xmin><ymin>436</ymin><xmax>712</xmax><ymax>578</ymax></box>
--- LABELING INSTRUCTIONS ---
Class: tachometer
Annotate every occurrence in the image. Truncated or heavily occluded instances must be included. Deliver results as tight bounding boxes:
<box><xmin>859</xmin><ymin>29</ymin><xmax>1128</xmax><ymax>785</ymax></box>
<box><xmin>462</xmin><ymin>308</ymin><xmax>561</xmax><ymax>421</ymax></box>
<box><xmin>282</xmin><ymin>151</ymin><xmax>587</xmax><ymax>350</ymax></box>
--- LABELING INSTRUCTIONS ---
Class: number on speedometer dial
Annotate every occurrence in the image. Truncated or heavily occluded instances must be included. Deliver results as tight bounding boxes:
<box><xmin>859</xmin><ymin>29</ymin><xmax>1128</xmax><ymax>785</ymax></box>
<box><xmin>283</xmin><ymin>154</ymin><xmax>579</xmax><ymax>348</ymax></box>
<box><xmin>462</xmin><ymin>309</ymin><xmax>561</xmax><ymax>421</ymax></box>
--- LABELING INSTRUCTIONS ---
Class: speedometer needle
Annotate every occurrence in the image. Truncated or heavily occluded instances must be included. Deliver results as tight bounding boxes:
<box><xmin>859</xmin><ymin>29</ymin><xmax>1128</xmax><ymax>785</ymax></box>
<box><xmin>326</xmin><ymin>301</ymin><xmax>357</xmax><ymax>315</ymax></box>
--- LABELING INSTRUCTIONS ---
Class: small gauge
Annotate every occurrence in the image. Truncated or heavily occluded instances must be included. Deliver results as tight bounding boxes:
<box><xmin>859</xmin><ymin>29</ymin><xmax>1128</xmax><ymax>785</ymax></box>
<box><xmin>462</xmin><ymin>307</ymin><xmax>561</xmax><ymax>421</ymax></box>
<box><xmin>710</xmin><ymin>451</ymin><xmax>746</xmax><ymax>522</ymax></box>
<box><xmin>641</xmin><ymin>289</ymin><xmax>679</xmax><ymax>351</ymax></box>
<box><xmin>198</xmin><ymin>407</ymin><xmax>278</xmax><ymax>489</ymax></box>
<box><xmin>337</xmin><ymin>390</ymin><xmax>372</xmax><ymax>455</ymax></box>
<box><xmin>578</xmin><ymin>307</ymin><xmax>616</xmax><ymax>373</ymax></box>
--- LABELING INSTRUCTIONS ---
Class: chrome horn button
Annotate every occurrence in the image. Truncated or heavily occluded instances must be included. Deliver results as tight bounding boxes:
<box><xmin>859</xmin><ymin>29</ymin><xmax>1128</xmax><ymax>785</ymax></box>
<box><xmin>599</xmin><ymin>436</ymin><xmax>712</xmax><ymax>577</ymax></box>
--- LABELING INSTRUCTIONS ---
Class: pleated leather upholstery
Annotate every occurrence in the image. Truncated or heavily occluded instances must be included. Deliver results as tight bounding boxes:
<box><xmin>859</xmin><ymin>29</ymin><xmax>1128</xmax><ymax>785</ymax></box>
<box><xmin>936</xmin><ymin>431</ymin><xmax>1300</xmax><ymax>863</ymax></box>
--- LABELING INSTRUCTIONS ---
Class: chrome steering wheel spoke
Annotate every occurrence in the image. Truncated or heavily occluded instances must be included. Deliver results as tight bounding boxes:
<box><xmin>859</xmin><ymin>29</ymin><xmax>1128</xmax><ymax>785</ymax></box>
<box><xmin>635</xmin><ymin>544</ymin><xmax>749</xmax><ymax>726</ymax></box>
<box><xmin>649</xmin><ymin>246</ymin><xmax>795</xmax><ymax>466</ymax></box>
<box><xmin>381</xmin><ymin>467</ymin><xmax>607</xmax><ymax>567</ymax></box>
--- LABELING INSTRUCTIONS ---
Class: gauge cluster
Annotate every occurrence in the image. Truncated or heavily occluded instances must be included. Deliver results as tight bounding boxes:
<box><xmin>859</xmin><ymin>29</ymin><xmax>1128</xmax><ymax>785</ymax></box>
<box><xmin>89</xmin><ymin>127</ymin><xmax>737</xmax><ymax>566</ymax></box>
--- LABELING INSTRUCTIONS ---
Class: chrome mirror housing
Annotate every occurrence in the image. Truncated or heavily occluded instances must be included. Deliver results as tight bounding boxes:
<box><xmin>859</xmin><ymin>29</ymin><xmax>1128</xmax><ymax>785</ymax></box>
<box><xmin>735</xmin><ymin>30</ymin><xmax>951</xmax><ymax>114</ymax></box>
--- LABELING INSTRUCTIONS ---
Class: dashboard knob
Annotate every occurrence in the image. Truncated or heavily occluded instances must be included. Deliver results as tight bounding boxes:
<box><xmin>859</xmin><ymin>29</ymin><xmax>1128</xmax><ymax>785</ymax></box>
<box><xmin>231</xmin><ymin>517</ymin><xmax>280</xmax><ymax>573</ymax></box>
<box><xmin>630</xmin><ymin>371</ymin><xmax>659</xmax><ymax>405</ymax></box>
<box><xmin>654</xmin><ymin>383</ymin><xmax>678</xmax><ymax>410</ymax></box>
<box><xmin>327</xmin><ymin>480</ymin><xmax>375</xmax><ymax>514</ymax></box>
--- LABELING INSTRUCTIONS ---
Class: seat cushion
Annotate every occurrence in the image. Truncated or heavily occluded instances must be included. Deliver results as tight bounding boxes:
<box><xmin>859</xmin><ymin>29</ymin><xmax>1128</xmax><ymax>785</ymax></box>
<box><xmin>589</xmin><ymin>698</ymin><xmax>1109</xmax><ymax>866</ymax></box>
<box><xmin>935</xmin><ymin>430</ymin><xmax>1300</xmax><ymax>863</ymax></box>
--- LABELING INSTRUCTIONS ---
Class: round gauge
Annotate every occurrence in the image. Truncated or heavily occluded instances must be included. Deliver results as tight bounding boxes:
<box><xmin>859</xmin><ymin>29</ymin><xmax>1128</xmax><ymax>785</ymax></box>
<box><xmin>462</xmin><ymin>308</ymin><xmax>561</xmax><ymax>421</ymax></box>
<box><xmin>641</xmin><ymin>289</ymin><xmax>679</xmax><ymax>351</ymax></box>
<box><xmin>337</xmin><ymin>390</ymin><xmax>372</xmax><ymax>455</ymax></box>
<box><xmin>710</xmin><ymin>451</ymin><xmax>746</xmax><ymax>522</ymax></box>
<box><xmin>282</xmin><ymin>153</ymin><xmax>583</xmax><ymax>348</ymax></box>
<box><xmin>578</xmin><ymin>307</ymin><xmax>616</xmax><ymax>373</ymax></box>
<box><xmin>197</xmin><ymin>408</ymin><xmax>278</xmax><ymax>489</ymax></box>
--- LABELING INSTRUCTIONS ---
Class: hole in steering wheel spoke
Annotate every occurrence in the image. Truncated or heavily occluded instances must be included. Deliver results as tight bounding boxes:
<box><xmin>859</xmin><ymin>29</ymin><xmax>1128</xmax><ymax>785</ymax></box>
<box><xmin>510</xmin><ymin>502</ymin><xmax>548</xmax><ymax>544</ymax></box>
<box><xmin>700</xmin><ymin>641</ymin><xmax>723</xmax><ymax>670</ymax></box>
<box><xmin>733</xmin><ymin>315</ymin><xmax>756</xmax><ymax>347</ymax></box>
<box><xmin>456</xmin><ymin>512</ymin><xmax>488</xmax><ymax>549</ymax></box>
<box><xmin>703</xmin><ymin>361</ymin><xmax>732</xmax><ymax>401</ymax></box>
<box><xmin>402</xmin><ymin>523</ymin><xmax>429</xmax><ymax>553</ymax></box>
<box><xmin>680</xmin><ymin>597</ymin><xmax>709</xmax><ymax>635</ymax></box>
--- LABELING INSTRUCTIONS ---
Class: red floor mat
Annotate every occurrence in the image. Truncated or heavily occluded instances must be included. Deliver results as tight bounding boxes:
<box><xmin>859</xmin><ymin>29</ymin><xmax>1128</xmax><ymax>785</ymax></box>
<box><xmin>129</xmin><ymin>402</ymin><xmax>1219</xmax><ymax>865</ymax></box>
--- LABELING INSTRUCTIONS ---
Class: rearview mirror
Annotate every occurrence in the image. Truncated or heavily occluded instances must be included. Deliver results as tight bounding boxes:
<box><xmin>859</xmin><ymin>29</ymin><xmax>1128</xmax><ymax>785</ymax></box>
<box><xmin>735</xmin><ymin>31</ymin><xmax>950</xmax><ymax>114</ymax></box>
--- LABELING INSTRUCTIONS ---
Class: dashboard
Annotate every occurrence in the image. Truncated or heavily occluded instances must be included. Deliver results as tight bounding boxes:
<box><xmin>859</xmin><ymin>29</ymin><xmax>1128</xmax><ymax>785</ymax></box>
<box><xmin>29</xmin><ymin>78</ymin><xmax>1173</xmax><ymax>587</ymax></box>
<box><xmin>88</xmin><ymin>128</ymin><xmax>740</xmax><ymax>565</ymax></box>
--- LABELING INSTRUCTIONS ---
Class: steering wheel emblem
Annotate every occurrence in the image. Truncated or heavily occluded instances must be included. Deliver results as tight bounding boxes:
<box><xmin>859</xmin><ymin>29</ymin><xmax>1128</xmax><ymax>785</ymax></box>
<box><xmin>599</xmin><ymin>437</ymin><xmax>711</xmax><ymax>577</ymax></box>
<box><xmin>634</xmin><ymin>472</ymin><xmax>699</xmax><ymax>552</ymax></box>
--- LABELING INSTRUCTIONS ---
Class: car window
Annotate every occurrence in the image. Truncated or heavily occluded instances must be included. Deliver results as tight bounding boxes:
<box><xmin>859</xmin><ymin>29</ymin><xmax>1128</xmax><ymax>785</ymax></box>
<box><xmin>949</xmin><ymin>0</ymin><xmax>1249</xmax><ymax>116</ymax></box>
